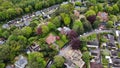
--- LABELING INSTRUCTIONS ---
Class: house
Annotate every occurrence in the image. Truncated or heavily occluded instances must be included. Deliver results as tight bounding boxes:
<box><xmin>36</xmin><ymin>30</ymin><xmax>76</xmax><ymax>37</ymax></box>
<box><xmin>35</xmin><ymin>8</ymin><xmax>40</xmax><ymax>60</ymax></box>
<box><xmin>35</xmin><ymin>11</ymin><xmax>42</xmax><ymax>16</ymax></box>
<box><xmin>59</xmin><ymin>46</ymin><xmax>85</xmax><ymax>68</ymax></box>
<box><xmin>112</xmin><ymin>58</ymin><xmax>120</xmax><ymax>67</ymax></box>
<box><xmin>26</xmin><ymin>43</ymin><xmax>41</xmax><ymax>54</ymax></box>
<box><xmin>87</xmin><ymin>39</ymin><xmax>99</xmax><ymax>48</ymax></box>
<box><xmin>111</xmin><ymin>50</ymin><xmax>118</xmax><ymax>58</ymax></box>
<box><xmin>57</xmin><ymin>27</ymin><xmax>71</xmax><ymax>35</ymax></box>
<box><xmin>106</xmin><ymin>34</ymin><xmax>116</xmax><ymax>49</ymax></box>
<box><xmin>90</xmin><ymin>62</ymin><xmax>103</xmax><ymax>68</ymax></box>
<box><xmin>90</xmin><ymin>49</ymin><xmax>100</xmax><ymax>58</ymax></box>
<box><xmin>97</xmin><ymin>12</ymin><xmax>108</xmax><ymax>22</ymax></box>
<box><xmin>46</xmin><ymin>34</ymin><xmax>59</xmax><ymax>45</ymax></box>
<box><xmin>2</xmin><ymin>24</ymin><xmax>10</xmax><ymax>29</ymax></box>
<box><xmin>90</xmin><ymin>49</ymin><xmax>101</xmax><ymax>63</ymax></box>
<box><xmin>15</xmin><ymin>55</ymin><xmax>28</xmax><ymax>68</ymax></box>
<box><xmin>0</xmin><ymin>38</ymin><xmax>5</xmax><ymax>45</ymax></box>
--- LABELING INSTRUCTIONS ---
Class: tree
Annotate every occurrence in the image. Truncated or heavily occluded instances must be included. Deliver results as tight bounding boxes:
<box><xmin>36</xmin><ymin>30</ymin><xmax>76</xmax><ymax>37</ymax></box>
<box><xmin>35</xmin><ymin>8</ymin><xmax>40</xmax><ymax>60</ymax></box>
<box><xmin>41</xmin><ymin>25</ymin><xmax>49</xmax><ymax>34</ymax></box>
<box><xmin>67</xmin><ymin>30</ymin><xmax>78</xmax><ymax>40</ymax></box>
<box><xmin>81</xmin><ymin>18</ymin><xmax>92</xmax><ymax>32</ymax></box>
<box><xmin>106</xmin><ymin>21</ymin><xmax>114</xmax><ymax>28</ymax></box>
<box><xmin>54</xmin><ymin>55</ymin><xmax>65</xmax><ymax>67</ymax></box>
<box><xmin>15</xmin><ymin>7</ymin><xmax>23</xmax><ymax>15</ymax></box>
<box><xmin>72</xmin><ymin>20</ymin><xmax>84</xmax><ymax>34</ymax></box>
<box><xmin>0</xmin><ymin>45</ymin><xmax>10</xmax><ymax>62</ymax></box>
<box><xmin>82</xmin><ymin>52</ymin><xmax>91</xmax><ymax>68</ymax></box>
<box><xmin>36</xmin><ymin>26</ymin><xmax>42</xmax><ymax>35</ymax></box>
<box><xmin>48</xmin><ymin>0</ymin><xmax>55</xmax><ymax>6</ymax></box>
<box><xmin>113</xmin><ymin>4</ymin><xmax>119</xmax><ymax>14</ymax></box>
<box><xmin>87</xmin><ymin>15</ymin><xmax>96</xmax><ymax>24</ymax></box>
<box><xmin>0</xmin><ymin>63</ymin><xmax>5</xmax><ymax>68</ymax></box>
<box><xmin>21</xmin><ymin>26</ymin><xmax>32</xmax><ymax>38</ymax></box>
<box><xmin>7</xmin><ymin>8</ymin><xmax>16</xmax><ymax>18</ymax></box>
<box><xmin>106</xmin><ymin>5</ymin><xmax>113</xmax><ymax>13</ymax></box>
<box><xmin>25</xmin><ymin>7</ymin><xmax>30</xmax><ymax>13</ymax></box>
<box><xmin>70</xmin><ymin>38</ymin><xmax>81</xmax><ymax>50</ymax></box>
<box><xmin>85</xmin><ymin>10</ymin><xmax>96</xmax><ymax>17</ymax></box>
<box><xmin>75</xmin><ymin>1</ymin><xmax>82</xmax><ymax>6</ymax></box>
<box><xmin>48</xmin><ymin>22</ymin><xmax>56</xmax><ymax>31</ymax></box>
<box><xmin>61</xmin><ymin>35</ymin><xmax>68</xmax><ymax>43</ymax></box>
<box><xmin>85</xmin><ymin>10</ymin><xmax>96</xmax><ymax>23</ymax></box>
<box><xmin>35</xmin><ymin>2</ymin><xmax>42</xmax><ymax>10</ymax></box>
<box><xmin>92</xmin><ymin>16</ymin><xmax>101</xmax><ymax>29</ymax></box>
<box><xmin>52</xmin><ymin>16</ymin><xmax>61</xmax><ymax>27</ymax></box>
<box><xmin>97</xmin><ymin>3</ymin><xmax>103</xmax><ymax>11</ymax></box>
<box><xmin>2</xmin><ymin>31</ymin><xmax>10</xmax><ymax>39</ymax></box>
<box><xmin>64</xmin><ymin>16</ymin><xmax>71</xmax><ymax>26</ymax></box>
<box><xmin>28</xmin><ymin>52</ymin><xmax>46</xmax><ymax>68</ymax></box>
<box><xmin>17</xmin><ymin>35</ymin><xmax>27</xmax><ymax>48</ymax></box>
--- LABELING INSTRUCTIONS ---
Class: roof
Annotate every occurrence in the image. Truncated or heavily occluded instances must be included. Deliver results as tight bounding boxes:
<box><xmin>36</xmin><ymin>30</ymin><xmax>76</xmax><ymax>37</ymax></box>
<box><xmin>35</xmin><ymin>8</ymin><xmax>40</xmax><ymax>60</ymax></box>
<box><xmin>90</xmin><ymin>49</ymin><xmax>100</xmax><ymax>57</ymax></box>
<box><xmin>111</xmin><ymin>50</ymin><xmax>118</xmax><ymax>57</ymax></box>
<box><xmin>57</xmin><ymin>27</ymin><xmax>71</xmax><ymax>35</ymax></box>
<box><xmin>15</xmin><ymin>55</ymin><xmax>28</xmax><ymax>68</ymax></box>
<box><xmin>97</xmin><ymin>12</ymin><xmax>108</xmax><ymax>22</ymax></box>
<box><xmin>59</xmin><ymin>46</ymin><xmax>85</xmax><ymax>68</ymax></box>
<box><xmin>46</xmin><ymin>34</ymin><xmax>56</xmax><ymax>45</ymax></box>
<box><xmin>87</xmin><ymin>39</ymin><xmax>99</xmax><ymax>47</ymax></box>
<box><xmin>90</xmin><ymin>62</ymin><xmax>102</xmax><ymax>68</ymax></box>
<box><xmin>27</xmin><ymin>43</ymin><xmax>41</xmax><ymax>53</ymax></box>
<box><xmin>112</xmin><ymin>58</ymin><xmax>120</xmax><ymax>67</ymax></box>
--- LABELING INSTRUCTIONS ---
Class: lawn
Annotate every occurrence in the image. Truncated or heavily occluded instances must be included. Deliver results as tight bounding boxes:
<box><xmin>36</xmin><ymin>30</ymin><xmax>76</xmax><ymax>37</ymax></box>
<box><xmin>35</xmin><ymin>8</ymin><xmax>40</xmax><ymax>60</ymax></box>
<box><xmin>56</xmin><ymin>40</ymin><xmax>65</xmax><ymax>48</ymax></box>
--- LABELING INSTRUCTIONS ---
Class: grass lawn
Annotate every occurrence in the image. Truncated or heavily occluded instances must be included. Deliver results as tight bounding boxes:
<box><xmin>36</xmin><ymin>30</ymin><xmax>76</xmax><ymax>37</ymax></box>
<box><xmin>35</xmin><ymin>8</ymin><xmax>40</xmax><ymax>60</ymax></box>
<box><xmin>56</xmin><ymin>40</ymin><xmax>65</xmax><ymax>48</ymax></box>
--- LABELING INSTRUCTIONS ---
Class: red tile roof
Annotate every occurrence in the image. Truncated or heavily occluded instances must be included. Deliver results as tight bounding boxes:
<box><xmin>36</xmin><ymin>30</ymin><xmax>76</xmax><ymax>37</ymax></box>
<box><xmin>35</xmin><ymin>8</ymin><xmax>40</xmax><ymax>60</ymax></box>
<box><xmin>46</xmin><ymin>34</ymin><xmax>56</xmax><ymax>45</ymax></box>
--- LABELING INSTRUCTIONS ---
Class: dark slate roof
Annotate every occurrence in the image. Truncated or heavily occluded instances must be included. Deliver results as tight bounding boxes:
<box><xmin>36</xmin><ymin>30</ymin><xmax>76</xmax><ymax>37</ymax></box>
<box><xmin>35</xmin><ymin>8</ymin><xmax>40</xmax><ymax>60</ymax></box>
<box><xmin>112</xmin><ymin>58</ymin><xmax>120</xmax><ymax>67</ymax></box>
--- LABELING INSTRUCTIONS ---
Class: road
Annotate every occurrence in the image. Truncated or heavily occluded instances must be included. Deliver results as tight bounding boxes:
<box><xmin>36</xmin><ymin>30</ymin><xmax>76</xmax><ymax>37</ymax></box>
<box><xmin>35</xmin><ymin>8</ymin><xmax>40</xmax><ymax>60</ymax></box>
<box><xmin>80</xmin><ymin>30</ymin><xmax>112</xmax><ymax>37</ymax></box>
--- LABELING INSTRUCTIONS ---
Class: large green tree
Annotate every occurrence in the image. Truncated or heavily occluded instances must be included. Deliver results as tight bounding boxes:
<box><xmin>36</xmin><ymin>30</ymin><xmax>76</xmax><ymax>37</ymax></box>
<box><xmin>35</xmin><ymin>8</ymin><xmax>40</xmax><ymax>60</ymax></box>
<box><xmin>21</xmin><ymin>26</ymin><xmax>32</xmax><ymax>38</ymax></box>
<box><xmin>28</xmin><ymin>52</ymin><xmax>46</xmax><ymax>68</ymax></box>
<box><xmin>53</xmin><ymin>55</ymin><xmax>65</xmax><ymax>68</ymax></box>
<box><xmin>72</xmin><ymin>20</ymin><xmax>84</xmax><ymax>34</ymax></box>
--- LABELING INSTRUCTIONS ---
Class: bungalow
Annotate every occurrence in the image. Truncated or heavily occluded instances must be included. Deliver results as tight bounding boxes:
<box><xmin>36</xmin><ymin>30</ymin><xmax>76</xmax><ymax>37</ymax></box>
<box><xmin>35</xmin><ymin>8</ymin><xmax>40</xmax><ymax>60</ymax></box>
<box><xmin>26</xmin><ymin>43</ymin><xmax>41</xmax><ymax>54</ymax></box>
<box><xmin>15</xmin><ymin>55</ymin><xmax>28</xmax><ymax>68</ymax></box>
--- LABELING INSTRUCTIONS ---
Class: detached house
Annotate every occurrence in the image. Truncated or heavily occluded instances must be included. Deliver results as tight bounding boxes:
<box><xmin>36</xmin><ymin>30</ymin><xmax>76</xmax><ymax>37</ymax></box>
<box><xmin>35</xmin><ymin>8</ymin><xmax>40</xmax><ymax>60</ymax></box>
<box><xmin>59</xmin><ymin>46</ymin><xmax>85</xmax><ymax>68</ymax></box>
<box><xmin>87</xmin><ymin>39</ymin><xmax>99</xmax><ymax>48</ymax></box>
<box><xmin>15</xmin><ymin>55</ymin><xmax>28</xmax><ymax>68</ymax></box>
<box><xmin>26</xmin><ymin>43</ymin><xmax>41</xmax><ymax>54</ymax></box>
